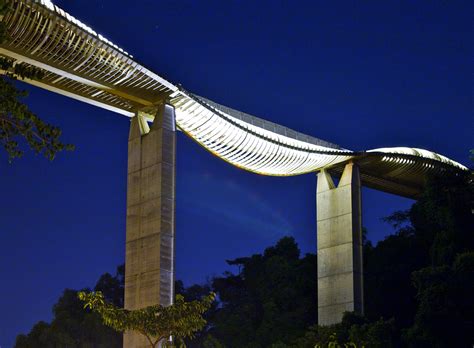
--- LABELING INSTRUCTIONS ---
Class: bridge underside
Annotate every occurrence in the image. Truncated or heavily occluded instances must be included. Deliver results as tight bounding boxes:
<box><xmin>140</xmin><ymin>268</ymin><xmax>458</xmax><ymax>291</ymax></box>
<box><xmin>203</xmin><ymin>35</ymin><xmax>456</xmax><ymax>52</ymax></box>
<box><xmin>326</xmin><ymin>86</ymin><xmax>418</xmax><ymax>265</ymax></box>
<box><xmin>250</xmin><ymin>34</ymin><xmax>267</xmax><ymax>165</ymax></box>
<box><xmin>0</xmin><ymin>0</ymin><xmax>466</xmax><ymax>199</ymax></box>
<box><xmin>1</xmin><ymin>0</ymin><xmax>469</xmax><ymax>338</ymax></box>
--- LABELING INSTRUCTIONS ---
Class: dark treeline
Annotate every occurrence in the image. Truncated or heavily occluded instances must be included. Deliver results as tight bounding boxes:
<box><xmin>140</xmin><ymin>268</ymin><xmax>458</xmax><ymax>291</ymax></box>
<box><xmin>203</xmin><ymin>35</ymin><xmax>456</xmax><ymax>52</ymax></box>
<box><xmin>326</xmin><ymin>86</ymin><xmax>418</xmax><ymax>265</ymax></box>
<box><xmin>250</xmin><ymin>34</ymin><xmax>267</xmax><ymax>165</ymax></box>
<box><xmin>15</xmin><ymin>266</ymin><xmax>125</xmax><ymax>347</ymax></box>
<box><xmin>15</xmin><ymin>171</ymin><xmax>474</xmax><ymax>347</ymax></box>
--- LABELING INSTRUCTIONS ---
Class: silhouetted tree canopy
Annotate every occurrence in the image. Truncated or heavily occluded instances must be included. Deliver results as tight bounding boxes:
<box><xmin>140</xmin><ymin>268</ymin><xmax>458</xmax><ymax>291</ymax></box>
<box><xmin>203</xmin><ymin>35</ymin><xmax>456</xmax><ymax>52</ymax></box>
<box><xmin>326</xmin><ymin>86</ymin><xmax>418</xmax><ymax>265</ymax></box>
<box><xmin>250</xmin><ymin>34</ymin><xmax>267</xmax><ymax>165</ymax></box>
<box><xmin>16</xmin><ymin>170</ymin><xmax>473</xmax><ymax>347</ymax></box>
<box><xmin>197</xmin><ymin>236</ymin><xmax>318</xmax><ymax>347</ymax></box>
<box><xmin>404</xmin><ymin>252</ymin><xmax>474</xmax><ymax>347</ymax></box>
<box><xmin>15</xmin><ymin>265</ymin><xmax>124</xmax><ymax>348</ymax></box>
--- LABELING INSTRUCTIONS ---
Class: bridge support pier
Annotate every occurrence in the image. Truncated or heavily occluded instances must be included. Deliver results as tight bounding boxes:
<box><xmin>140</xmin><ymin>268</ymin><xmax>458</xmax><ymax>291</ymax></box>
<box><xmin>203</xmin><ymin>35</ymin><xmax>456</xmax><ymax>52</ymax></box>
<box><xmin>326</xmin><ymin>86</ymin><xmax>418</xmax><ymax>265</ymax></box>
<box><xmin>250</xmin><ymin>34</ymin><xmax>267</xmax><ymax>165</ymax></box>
<box><xmin>316</xmin><ymin>162</ymin><xmax>364</xmax><ymax>325</ymax></box>
<box><xmin>124</xmin><ymin>104</ymin><xmax>176</xmax><ymax>348</ymax></box>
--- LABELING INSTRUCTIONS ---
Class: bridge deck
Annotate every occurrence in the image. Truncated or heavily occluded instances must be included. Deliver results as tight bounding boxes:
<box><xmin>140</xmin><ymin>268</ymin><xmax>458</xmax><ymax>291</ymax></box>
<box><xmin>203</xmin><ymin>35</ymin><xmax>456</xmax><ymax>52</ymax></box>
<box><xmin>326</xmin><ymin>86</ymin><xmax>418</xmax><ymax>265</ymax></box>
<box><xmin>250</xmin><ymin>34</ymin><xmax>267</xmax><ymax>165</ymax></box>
<box><xmin>0</xmin><ymin>0</ymin><xmax>467</xmax><ymax>198</ymax></box>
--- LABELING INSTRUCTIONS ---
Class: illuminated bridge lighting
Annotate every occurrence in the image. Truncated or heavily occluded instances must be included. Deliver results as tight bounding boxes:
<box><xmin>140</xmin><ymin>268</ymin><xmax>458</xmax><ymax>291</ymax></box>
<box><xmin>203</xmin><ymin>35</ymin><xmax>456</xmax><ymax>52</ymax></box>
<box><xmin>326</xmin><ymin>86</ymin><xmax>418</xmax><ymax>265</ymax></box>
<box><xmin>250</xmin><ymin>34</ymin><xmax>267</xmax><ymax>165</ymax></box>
<box><xmin>0</xmin><ymin>0</ymin><xmax>468</xmax><ymax>198</ymax></box>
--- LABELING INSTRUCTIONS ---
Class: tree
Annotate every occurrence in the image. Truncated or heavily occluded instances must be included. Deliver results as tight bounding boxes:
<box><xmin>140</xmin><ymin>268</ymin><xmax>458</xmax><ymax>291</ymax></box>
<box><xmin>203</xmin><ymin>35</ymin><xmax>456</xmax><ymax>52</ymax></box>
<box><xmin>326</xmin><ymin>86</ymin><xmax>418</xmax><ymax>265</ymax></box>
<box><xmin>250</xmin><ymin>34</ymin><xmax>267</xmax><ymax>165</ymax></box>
<box><xmin>78</xmin><ymin>291</ymin><xmax>216</xmax><ymax>348</ymax></box>
<box><xmin>404</xmin><ymin>252</ymin><xmax>474</xmax><ymax>347</ymax></box>
<box><xmin>15</xmin><ymin>265</ymin><xmax>124</xmax><ymax>348</ymax></box>
<box><xmin>15</xmin><ymin>165</ymin><xmax>473</xmax><ymax>347</ymax></box>
<box><xmin>95</xmin><ymin>264</ymin><xmax>125</xmax><ymax>308</ymax></box>
<box><xmin>363</xmin><ymin>227</ymin><xmax>424</xmax><ymax>329</ymax></box>
<box><xmin>410</xmin><ymin>171</ymin><xmax>474</xmax><ymax>266</ymax></box>
<box><xmin>364</xmin><ymin>169</ymin><xmax>473</xmax><ymax>331</ymax></box>
<box><xmin>200</xmin><ymin>236</ymin><xmax>317</xmax><ymax>348</ymax></box>
<box><xmin>0</xmin><ymin>0</ymin><xmax>73</xmax><ymax>161</ymax></box>
<box><xmin>273</xmin><ymin>312</ymin><xmax>398</xmax><ymax>348</ymax></box>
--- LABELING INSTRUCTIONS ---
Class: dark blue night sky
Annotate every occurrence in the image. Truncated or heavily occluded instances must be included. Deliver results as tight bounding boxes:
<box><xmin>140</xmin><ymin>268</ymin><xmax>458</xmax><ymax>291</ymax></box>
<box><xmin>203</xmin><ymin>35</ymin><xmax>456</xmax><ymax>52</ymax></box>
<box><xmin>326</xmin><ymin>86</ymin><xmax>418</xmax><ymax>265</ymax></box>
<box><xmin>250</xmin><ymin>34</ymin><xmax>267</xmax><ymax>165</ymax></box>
<box><xmin>1</xmin><ymin>1</ymin><xmax>472</xmax><ymax>346</ymax></box>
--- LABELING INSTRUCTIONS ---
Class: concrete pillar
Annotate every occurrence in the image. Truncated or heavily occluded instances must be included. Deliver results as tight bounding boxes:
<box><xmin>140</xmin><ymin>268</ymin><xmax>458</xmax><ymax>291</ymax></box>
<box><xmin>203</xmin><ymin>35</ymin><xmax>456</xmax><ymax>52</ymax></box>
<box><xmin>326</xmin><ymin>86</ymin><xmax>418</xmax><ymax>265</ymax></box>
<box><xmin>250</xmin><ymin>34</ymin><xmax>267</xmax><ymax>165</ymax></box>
<box><xmin>124</xmin><ymin>104</ymin><xmax>176</xmax><ymax>347</ymax></box>
<box><xmin>316</xmin><ymin>162</ymin><xmax>363</xmax><ymax>325</ymax></box>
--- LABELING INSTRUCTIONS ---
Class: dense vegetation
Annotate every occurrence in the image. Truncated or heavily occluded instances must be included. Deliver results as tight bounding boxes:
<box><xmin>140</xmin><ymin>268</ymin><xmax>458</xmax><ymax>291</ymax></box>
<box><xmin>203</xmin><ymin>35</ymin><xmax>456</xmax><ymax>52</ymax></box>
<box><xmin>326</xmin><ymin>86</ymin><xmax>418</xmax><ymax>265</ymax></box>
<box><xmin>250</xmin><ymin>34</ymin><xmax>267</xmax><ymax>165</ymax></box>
<box><xmin>15</xmin><ymin>170</ymin><xmax>474</xmax><ymax>347</ymax></box>
<box><xmin>15</xmin><ymin>266</ymin><xmax>124</xmax><ymax>347</ymax></box>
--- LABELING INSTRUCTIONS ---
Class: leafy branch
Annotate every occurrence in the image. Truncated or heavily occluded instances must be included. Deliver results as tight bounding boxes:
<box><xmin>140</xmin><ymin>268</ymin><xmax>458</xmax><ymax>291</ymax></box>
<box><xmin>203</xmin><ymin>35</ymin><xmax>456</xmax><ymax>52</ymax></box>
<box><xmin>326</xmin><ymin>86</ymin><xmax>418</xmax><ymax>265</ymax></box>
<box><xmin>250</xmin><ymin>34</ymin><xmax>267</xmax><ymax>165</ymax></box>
<box><xmin>78</xmin><ymin>291</ymin><xmax>216</xmax><ymax>348</ymax></box>
<box><xmin>0</xmin><ymin>0</ymin><xmax>73</xmax><ymax>162</ymax></box>
<box><xmin>0</xmin><ymin>76</ymin><xmax>74</xmax><ymax>161</ymax></box>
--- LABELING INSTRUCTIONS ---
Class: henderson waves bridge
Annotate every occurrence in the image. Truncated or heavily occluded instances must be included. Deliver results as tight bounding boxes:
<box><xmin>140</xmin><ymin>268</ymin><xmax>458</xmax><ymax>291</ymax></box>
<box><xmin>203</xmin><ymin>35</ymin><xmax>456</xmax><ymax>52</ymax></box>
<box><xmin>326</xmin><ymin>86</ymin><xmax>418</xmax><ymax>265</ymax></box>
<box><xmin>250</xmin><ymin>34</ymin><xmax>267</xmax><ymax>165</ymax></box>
<box><xmin>1</xmin><ymin>0</ymin><xmax>468</xmax><ymax>346</ymax></box>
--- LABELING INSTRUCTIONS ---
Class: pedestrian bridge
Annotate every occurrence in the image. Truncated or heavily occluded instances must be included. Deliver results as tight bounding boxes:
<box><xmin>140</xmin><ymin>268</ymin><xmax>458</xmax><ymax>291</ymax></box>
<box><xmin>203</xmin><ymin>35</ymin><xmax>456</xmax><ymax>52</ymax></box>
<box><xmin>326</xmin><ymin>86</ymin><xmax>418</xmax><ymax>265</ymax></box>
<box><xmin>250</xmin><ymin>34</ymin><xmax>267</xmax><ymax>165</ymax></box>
<box><xmin>1</xmin><ymin>0</ymin><xmax>468</xmax><ymax>341</ymax></box>
<box><xmin>0</xmin><ymin>0</ymin><xmax>466</xmax><ymax>199</ymax></box>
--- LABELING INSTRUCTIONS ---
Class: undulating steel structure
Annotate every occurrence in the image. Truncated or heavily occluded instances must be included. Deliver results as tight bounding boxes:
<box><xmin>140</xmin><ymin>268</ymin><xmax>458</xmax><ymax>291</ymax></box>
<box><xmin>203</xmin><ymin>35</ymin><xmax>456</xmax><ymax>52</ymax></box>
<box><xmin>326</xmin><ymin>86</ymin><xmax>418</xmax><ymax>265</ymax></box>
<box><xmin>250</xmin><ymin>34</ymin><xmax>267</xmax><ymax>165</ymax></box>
<box><xmin>1</xmin><ymin>0</ymin><xmax>470</xmax><ymax>336</ymax></box>
<box><xmin>0</xmin><ymin>0</ymin><xmax>467</xmax><ymax>199</ymax></box>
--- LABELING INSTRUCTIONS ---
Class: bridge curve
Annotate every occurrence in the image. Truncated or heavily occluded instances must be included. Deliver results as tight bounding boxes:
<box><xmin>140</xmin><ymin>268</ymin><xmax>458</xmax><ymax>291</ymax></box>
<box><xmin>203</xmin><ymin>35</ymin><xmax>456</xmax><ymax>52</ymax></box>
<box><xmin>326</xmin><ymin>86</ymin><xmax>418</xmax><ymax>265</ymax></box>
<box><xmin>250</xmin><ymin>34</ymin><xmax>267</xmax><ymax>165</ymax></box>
<box><xmin>0</xmin><ymin>0</ymin><xmax>467</xmax><ymax>198</ymax></box>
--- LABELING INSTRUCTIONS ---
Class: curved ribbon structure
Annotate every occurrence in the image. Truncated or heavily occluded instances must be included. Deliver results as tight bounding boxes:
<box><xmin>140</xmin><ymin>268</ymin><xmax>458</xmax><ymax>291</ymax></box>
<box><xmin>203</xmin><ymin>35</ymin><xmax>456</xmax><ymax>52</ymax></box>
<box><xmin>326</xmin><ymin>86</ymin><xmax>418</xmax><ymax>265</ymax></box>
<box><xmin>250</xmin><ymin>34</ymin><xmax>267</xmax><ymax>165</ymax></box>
<box><xmin>0</xmin><ymin>0</ymin><xmax>468</xmax><ymax>198</ymax></box>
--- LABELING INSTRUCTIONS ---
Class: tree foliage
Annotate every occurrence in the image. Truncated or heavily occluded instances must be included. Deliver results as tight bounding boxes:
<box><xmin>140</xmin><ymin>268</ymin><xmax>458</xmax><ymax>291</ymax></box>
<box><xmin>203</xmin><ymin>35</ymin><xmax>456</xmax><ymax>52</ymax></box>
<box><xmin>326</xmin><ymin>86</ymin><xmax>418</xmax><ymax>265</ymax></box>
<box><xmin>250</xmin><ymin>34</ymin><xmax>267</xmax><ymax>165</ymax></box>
<box><xmin>0</xmin><ymin>0</ymin><xmax>73</xmax><ymax>161</ymax></box>
<box><xmin>271</xmin><ymin>312</ymin><xmax>398</xmax><ymax>348</ymax></box>
<box><xmin>15</xmin><ymin>168</ymin><xmax>473</xmax><ymax>347</ymax></box>
<box><xmin>78</xmin><ymin>291</ymin><xmax>215</xmax><ymax>348</ymax></box>
<box><xmin>365</xmin><ymin>170</ymin><xmax>473</xmax><ymax>346</ymax></box>
<box><xmin>197</xmin><ymin>236</ymin><xmax>318</xmax><ymax>348</ymax></box>
<box><xmin>404</xmin><ymin>252</ymin><xmax>474</xmax><ymax>347</ymax></box>
<box><xmin>15</xmin><ymin>265</ymin><xmax>124</xmax><ymax>348</ymax></box>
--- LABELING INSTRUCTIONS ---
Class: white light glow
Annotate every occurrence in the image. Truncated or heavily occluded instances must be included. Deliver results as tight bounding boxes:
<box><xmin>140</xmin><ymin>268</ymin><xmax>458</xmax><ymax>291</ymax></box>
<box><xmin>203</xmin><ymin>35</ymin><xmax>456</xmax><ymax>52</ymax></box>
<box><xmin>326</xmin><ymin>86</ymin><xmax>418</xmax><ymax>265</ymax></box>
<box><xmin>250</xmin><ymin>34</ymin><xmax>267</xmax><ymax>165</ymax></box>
<box><xmin>9</xmin><ymin>1</ymin><xmax>470</xmax><ymax>185</ymax></box>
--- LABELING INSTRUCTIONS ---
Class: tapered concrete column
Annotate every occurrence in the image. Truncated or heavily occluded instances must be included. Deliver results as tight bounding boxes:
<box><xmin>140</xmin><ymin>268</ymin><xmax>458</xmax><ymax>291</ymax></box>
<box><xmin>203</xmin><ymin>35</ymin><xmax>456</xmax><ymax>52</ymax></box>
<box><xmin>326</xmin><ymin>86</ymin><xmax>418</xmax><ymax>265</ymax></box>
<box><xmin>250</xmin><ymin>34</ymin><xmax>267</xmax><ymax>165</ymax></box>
<box><xmin>316</xmin><ymin>162</ymin><xmax>363</xmax><ymax>325</ymax></box>
<box><xmin>124</xmin><ymin>104</ymin><xmax>176</xmax><ymax>348</ymax></box>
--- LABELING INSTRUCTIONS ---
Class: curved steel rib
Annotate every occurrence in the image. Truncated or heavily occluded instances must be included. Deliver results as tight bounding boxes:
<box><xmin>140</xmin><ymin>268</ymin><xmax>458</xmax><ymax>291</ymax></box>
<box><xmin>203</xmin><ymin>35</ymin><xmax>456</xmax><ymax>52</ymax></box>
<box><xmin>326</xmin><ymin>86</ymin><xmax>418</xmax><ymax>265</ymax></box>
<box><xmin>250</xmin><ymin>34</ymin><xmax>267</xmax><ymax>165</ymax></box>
<box><xmin>0</xmin><ymin>0</ymin><xmax>468</xmax><ymax>198</ymax></box>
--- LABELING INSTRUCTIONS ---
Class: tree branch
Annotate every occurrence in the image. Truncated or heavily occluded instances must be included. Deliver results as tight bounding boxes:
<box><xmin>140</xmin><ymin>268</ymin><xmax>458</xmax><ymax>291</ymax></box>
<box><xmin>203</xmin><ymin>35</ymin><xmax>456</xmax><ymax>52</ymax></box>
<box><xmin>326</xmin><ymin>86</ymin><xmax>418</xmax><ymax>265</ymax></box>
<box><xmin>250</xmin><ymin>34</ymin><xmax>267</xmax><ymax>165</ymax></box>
<box><xmin>0</xmin><ymin>114</ymin><xmax>47</xmax><ymax>145</ymax></box>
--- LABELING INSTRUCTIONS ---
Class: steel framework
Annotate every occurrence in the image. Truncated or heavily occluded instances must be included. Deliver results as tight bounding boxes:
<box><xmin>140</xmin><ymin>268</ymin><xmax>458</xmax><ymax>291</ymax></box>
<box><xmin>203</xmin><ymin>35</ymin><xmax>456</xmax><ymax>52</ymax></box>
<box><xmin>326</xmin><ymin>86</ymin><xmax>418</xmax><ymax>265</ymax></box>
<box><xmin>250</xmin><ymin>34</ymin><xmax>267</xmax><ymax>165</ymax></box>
<box><xmin>0</xmin><ymin>0</ymin><xmax>467</xmax><ymax>198</ymax></box>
